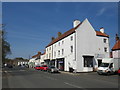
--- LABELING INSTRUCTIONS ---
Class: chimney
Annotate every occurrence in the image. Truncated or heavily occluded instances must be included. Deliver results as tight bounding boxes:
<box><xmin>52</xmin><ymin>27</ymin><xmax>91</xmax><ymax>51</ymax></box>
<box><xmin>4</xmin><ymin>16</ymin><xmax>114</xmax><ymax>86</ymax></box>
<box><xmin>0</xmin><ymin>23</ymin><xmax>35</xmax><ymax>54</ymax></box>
<box><xmin>58</xmin><ymin>32</ymin><xmax>62</xmax><ymax>37</ymax></box>
<box><xmin>51</xmin><ymin>37</ymin><xmax>55</xmax><ymax>41</ymax></box>
<box><xmin>38</xmin><ymin>52</ymin><xmax>41</xmax><ymax>55</ymax></box>
<box><xmin>116</xmin><ymin>34</ymin><xmax>119</xmax><ymax>42</ymax></box>
<box><xmin>73</xmin><ymin>19</ymin><xmax>80</xmax><ymax>28</ymax></box>
<box><xmin>100</xmin><ymin>27</ymin><xmax>104</xmax><ymax>33</ymax></box>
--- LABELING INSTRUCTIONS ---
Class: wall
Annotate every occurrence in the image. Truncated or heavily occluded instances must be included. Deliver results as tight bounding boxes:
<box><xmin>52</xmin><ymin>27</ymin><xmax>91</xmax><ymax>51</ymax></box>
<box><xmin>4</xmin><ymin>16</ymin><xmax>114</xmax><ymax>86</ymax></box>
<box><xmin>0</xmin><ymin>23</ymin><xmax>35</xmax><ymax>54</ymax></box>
<box><xmin>76</xmin><ymin>19</ymin><xmax>110</xmax><ymax>72</ymax></box>
<box><xmin>112</xmin><ymin>50</ymin><xmax>120</xmax><ymax>58</ymax></box>
<box><xmin>52</xmin><ymin>33</ymin><xmax>76</xmax><ymax>71</ymax></box>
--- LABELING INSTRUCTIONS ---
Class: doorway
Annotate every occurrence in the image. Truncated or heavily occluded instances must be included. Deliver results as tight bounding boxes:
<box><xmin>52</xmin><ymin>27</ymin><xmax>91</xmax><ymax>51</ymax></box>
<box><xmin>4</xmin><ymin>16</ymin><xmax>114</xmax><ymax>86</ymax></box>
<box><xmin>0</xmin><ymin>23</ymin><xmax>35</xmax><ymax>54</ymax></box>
<box><xmin>97</xmin><ymin>59</ymin><xmax>102</xmax><ymax>67</ymax></box>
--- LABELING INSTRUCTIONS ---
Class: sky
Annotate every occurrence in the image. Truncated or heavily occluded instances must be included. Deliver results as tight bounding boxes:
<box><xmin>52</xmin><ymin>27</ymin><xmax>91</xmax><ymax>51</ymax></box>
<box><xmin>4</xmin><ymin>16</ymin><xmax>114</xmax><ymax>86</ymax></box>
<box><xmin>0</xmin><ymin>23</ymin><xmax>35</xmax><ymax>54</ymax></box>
<box><xmin>2</xmin><ymin>2</ymin><xmax>118</xmax><ymax>59</ymax></box>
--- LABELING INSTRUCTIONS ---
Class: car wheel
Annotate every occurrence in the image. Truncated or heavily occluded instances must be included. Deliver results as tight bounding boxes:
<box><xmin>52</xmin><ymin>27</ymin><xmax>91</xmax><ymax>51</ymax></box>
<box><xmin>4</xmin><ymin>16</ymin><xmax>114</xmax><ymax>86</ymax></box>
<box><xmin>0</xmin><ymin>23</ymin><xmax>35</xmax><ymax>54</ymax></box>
<box><xmin>97</xmin><ymin>72</ymin><xmax>102</xmax><ymax>75</ymax></box>
<box><xmin>107</xmin><ymin>72</ymin><xmax>111</xmax><ymax>76</ymax></box>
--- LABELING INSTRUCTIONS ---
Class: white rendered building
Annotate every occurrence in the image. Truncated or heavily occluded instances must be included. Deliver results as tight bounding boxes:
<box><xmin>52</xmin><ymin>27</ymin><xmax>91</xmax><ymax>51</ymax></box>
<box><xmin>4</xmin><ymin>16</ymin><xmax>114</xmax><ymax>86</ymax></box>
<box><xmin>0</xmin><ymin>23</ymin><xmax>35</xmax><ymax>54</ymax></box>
<box><xmin>45</xmin><ymin>18</ymin><xmax>110</xmax><ymax>72</ymax></box>
<box><xmin>112</xmin><ymin>34</ymin><xmax>120</xmax><ymax>59</ymax></box>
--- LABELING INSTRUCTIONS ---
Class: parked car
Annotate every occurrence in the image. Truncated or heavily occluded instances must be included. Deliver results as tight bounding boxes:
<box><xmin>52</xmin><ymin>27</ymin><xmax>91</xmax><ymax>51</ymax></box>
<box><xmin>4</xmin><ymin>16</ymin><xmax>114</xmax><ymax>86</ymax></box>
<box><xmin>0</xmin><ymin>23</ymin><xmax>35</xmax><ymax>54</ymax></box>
<box><xmin>41</xmin><ymin>65</ymin><xmax>48</xmax><ymax>71</ymax></box>
<box><xmin>7</xmin><ymin>64</ymin><xmax>13</xmax><ymax>68</ymax></box>
<box><xmin>47</xmin><ymin>66</ymin><xmax>59</xmax><ymax>73</ymax></box>
<box><xmin>34</xmin><ymin>66</ymin><xmax>41</xmax><ymax>70</ymax></box>
<box><xmin>118</xmin><ymin>68</ymin><xmax>120</xmax><ymax>76</ymax></box>
<box><xmin>97</xmin><ymin>58</ymin><xmax>120</xmax><ymax>75</ymax></box>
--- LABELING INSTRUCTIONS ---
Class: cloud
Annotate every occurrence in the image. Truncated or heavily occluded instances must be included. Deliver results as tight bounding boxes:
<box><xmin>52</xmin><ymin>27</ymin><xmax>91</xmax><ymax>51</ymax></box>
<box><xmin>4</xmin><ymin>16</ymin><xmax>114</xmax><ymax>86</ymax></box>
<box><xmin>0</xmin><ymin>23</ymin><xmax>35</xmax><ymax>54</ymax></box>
<box><xmin>96</xmin><ymin>8</ymin><xmax>106</xmax><ymax>16</ymax></box>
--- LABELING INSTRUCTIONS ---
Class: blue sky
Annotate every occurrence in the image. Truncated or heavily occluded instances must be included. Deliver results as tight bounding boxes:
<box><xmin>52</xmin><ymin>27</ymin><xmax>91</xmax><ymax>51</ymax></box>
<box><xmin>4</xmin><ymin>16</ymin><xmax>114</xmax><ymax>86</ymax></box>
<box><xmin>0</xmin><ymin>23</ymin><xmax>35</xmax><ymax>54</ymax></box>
<box><xmin>2</xmin><ymin>2</ymin><xmax>118</xmax><ymax>59</ymax></box>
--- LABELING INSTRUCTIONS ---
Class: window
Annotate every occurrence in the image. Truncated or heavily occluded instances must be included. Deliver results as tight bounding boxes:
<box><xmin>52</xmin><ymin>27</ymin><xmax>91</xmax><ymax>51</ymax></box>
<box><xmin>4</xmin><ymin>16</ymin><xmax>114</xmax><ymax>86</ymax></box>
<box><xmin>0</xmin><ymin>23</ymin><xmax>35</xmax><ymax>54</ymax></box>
<box><xmin>84</xmin><ymin>56</ymin><xmax>93</xmax><ymax>67</ymax></box>
<box><xmin>54</xmin><ymin>44</ymin><xmax>56</xmax><ymax>47</ymax></box>
<box><xmin>71</xmin><ymin>36</ymin><xmax>73</xmax><ymax>41</ymax></box>
<box><xmin>62</xmin><ymin>49</ymin><xmax>64</xmax><ymax>55</ymax></box>
<box><xmin>103</xmin><ymin>39</ymin><xmax>107</xmax><ymax>43</ymax></box>
<box><xmin>49</xmin><ymin>47</ymin><xmax>51</xmax><ymax>50</ymax></box>
<box><xmin>104</xmin><ymin>47</ymin><xmax>107</xmax><ymax>52</ymax></box>
<box><xmin>109</xmin><ymin>63</ymin><xmax>113</xmax><ymax>68</ymax></box>
<box><xmin>71</xmin><ymin>46</ymin><xmax>73</xmax><ymax>53</ymax></box>
<box><xmin>62</xmin><ymin>41</ymin><xmax>64</xmax><ymax>44</ymax></box>
<box><xmin>58</xmin><ymin>50</ymin><xmax>60</xmax><ymax>56</ymax></box>
<box><xmin>58</xmin><ymin>42</ymin><xmax>60</xmax><ymax>46</ymax></box>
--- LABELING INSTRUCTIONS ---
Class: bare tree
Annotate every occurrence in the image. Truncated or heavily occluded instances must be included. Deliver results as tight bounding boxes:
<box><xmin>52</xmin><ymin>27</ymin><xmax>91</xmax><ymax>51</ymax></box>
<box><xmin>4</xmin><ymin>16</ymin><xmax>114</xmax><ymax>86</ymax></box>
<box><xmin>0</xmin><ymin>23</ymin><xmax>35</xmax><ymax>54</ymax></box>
<box><xmin>0</xmin><ymin>24</ymin><xmax>11</xmax><ymax>64</ymax></box>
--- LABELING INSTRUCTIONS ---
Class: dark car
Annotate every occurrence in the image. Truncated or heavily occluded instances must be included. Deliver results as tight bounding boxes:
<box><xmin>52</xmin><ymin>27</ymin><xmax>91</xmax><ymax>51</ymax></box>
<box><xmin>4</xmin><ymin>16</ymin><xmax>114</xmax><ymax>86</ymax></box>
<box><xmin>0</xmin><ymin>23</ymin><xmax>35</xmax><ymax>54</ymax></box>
<box><xmin>7</xmin><ymin>64</ymin><xmax>13</xmax><ymax>68</ymax></box>
<box><xmin>47</xmin><ymin>66</ymin><xmax>59</xmax><ymax>73</ymax></box>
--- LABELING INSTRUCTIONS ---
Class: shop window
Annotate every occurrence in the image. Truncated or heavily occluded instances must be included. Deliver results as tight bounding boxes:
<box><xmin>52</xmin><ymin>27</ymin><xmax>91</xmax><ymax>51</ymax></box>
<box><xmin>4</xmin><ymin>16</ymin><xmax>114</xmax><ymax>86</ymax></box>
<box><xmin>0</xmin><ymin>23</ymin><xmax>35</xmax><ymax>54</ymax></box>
<box><xmin>83</xmin><ymin>56</ymin><xmax>93</xmax><ymax>67</ymax></box>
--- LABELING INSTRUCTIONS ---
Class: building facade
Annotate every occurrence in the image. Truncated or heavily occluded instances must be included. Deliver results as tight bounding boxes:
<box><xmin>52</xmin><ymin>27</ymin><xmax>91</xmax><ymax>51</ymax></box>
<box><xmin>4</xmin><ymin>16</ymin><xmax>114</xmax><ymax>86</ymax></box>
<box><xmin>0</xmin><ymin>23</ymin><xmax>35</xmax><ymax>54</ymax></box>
<box><xmin>112</xmin><ymin>34</ymin><xmax>120</xmax><ymax>59</ymax></box>
<box><xmin>45</xmin><ymin>18</ymin><xmax>110</xmax><ymax>72</ymax></box>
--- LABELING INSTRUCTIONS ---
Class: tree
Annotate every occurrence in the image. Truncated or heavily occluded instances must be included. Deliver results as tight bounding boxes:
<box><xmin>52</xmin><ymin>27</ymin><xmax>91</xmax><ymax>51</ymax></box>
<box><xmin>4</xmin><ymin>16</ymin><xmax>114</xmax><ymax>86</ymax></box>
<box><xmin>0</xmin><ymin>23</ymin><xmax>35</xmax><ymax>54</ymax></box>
<box><xmin>0</xmin><ymin>24</ymin><xmax>11</xmax><ymax>64</ymax></box>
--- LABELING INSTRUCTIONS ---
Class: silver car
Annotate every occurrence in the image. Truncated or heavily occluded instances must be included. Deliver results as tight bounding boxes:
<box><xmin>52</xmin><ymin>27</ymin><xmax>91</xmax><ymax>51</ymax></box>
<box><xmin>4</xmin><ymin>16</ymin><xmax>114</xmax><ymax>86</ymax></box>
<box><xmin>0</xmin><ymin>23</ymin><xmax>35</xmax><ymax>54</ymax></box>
<box><xmin>47</xmin><ymin>66</ymin><xmax>59</xmax><ymax>73</ymax></box>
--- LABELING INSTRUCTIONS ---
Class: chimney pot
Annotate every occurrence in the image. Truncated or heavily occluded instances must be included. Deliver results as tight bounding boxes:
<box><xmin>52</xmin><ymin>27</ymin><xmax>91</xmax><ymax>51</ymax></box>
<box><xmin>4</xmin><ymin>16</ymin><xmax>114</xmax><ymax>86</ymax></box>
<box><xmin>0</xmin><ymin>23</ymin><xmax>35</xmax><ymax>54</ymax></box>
<box><xmin>100</xmin><ymin>27</ymin><xmax>104</xmax><ymax>33</ymax></box>
<box><xmin>38</xmin><ymin>52</ymin><xmax>41</xmax><ymax>55</ymax></box>
<box><xmin>116</xmin><ymin>34</ymin><xmax>119</xmax><ymax>42</ymax></box>
<box><xmin>73</xmin><ymin>19</ymin><xmax>80</xmax><ymax>28</ymax></box>
<box><xmin>58</xmin><ymin>32</ymin><xmax>62</xmax><ymax>37</ymax></box>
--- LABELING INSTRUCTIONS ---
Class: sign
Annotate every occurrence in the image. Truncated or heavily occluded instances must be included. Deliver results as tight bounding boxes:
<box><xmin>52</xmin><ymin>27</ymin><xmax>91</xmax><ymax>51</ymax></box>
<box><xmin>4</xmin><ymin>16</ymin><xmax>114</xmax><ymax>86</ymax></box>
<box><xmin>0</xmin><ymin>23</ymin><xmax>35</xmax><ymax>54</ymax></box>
<box><xmin>95</xmin><ymin>54</ymin><xmax>105</xmax><ymax>58</ymax></box>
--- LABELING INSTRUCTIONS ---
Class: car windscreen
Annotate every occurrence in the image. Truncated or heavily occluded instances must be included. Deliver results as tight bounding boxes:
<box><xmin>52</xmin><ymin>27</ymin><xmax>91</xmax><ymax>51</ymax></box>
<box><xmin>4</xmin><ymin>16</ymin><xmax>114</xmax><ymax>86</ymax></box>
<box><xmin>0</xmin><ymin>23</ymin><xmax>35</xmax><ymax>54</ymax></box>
<box><xmin>51</xmin><ymin>66</ymin><xmax>55</xmax><ymax>68</ymax></box>
<box><xmin>100</xmin><ymin>63</ymin><xmax>109</xmax><ymax>67</ymax></box>
<box><xmin>36</xmin><ymin>66</ymin><xmax>40</xmax><ymax>67</ymax></box>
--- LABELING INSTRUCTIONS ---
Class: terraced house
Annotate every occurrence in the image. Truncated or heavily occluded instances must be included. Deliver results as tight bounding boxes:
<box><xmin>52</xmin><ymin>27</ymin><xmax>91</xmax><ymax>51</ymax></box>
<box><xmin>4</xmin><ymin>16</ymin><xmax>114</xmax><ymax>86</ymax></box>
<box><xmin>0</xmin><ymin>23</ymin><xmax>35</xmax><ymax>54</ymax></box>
<box><xmin>44</xmin><ymin>18</ymin><xmax>110</xmax><ymax>72</ymax></box>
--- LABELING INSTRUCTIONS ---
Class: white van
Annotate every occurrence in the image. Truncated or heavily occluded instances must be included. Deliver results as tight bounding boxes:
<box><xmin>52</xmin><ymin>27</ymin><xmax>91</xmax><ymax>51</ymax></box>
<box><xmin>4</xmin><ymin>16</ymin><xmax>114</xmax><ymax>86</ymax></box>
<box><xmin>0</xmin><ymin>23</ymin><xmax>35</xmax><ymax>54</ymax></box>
<box><xmin>97</xmin><ymin>58</ymin><xmax>120</xmax><ymax>75</ymax></box>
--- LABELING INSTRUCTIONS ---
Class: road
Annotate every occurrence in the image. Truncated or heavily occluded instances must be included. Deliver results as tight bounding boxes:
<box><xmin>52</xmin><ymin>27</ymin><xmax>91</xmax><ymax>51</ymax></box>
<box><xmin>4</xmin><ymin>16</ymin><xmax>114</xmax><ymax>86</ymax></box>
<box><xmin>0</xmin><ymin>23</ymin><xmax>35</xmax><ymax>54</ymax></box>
<box><xmin>2</xmin><ymin>67</ymin><xmax>119</xmax><ymax>89</ymax></box>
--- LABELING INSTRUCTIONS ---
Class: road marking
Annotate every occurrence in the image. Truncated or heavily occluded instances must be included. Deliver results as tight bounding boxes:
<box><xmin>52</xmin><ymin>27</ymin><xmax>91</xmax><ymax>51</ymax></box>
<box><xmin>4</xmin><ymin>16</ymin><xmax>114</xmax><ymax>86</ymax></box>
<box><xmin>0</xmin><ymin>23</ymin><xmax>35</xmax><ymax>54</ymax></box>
<box><xmin>19</xmin><ymin>70</ymin><xmax>26</xmax><ymax>71</ymax></box>
<box><xmin>64</xmin><ymin>82</ymin><xmax>88</xmax><ymax>90</ymax></box>
<box><xmin>4</xmin><ymin>71</ymin><xmax>8</xmax><ymax>73</ymax></box>
<box><xmin>44</xmin><ymin>76</ymin><xmax>57</xmax><ymax>81</ymax></box>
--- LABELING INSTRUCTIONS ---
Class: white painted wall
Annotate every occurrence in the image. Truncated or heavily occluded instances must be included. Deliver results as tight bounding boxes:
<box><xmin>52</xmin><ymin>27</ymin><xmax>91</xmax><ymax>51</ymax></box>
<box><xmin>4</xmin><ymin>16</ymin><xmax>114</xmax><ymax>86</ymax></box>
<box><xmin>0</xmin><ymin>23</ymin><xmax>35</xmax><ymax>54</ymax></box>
<box><xmin>112</xmin><ymin>50</ymin><xmax>120</xmax><ymax>58</ymax></box>
<box><xmin>52</xmin><ymin>33</ymin><xmax>76</xmax><ymax>71</ymax></box>
<box><xmin>44</xmin><ymin>18</ymin><xmax>110</xmax><ymax>72</ymax></box>
<box><xmin>76</xmin><ymin>18</ymin><xmax>110</xmax><ymax>72</ymax></box>
<box><xmin>45</xmin><ymin>45</ymin><xmax>53</xmax><ymax>60</ymax></box>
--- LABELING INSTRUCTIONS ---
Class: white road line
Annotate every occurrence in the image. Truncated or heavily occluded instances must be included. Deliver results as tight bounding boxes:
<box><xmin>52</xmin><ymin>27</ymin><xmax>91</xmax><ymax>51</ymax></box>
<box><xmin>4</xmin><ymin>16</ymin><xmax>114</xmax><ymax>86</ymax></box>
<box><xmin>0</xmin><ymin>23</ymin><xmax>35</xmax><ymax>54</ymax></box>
<box><xmin>44</xmin><ymin>76</ymin><xmax>57</xmax><ymax>81</ymax></box>
<box><xmin>64</xmin><ymin>82</ymin><xmax>87</xmax><ymax>90</ymax></box>
<box><xmin>19</xmin><ymin>70</ymin><xmax>26</xmax><ymax>71</ymax></box>
<box><xmin>4</xmin><ymin>71</ymin><xmax>8</xmax><ymax>73</ymax></box>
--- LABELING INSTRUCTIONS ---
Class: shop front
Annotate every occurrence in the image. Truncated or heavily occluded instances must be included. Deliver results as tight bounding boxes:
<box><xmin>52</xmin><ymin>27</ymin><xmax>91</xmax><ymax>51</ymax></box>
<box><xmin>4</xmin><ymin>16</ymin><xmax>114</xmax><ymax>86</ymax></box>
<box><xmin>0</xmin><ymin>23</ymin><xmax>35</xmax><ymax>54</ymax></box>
<box><xmin>56</xmin><ymin>58</ymin><xmax>64</xmax><ymax>71</ymax></box>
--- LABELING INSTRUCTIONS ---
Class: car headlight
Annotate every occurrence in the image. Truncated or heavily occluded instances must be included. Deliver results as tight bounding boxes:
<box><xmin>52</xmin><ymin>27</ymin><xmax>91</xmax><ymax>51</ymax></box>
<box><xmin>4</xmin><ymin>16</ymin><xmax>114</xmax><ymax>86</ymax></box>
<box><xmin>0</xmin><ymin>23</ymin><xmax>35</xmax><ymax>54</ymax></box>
<box><xmin>105</xmin><ymin>69</ymin><xmax>108</xmax><ymax>72</ymax></box>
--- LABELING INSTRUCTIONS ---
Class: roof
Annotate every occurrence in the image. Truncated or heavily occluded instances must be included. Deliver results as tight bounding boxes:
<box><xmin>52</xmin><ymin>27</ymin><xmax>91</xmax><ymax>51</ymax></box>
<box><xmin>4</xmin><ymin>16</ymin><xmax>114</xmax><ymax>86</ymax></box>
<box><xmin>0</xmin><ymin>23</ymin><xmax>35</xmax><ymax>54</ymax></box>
<box><xmin>46</xmin><ymin>22</ymin><xmax>82</xmax><ymax>47</ymax></box>
<box><xmin>112</xmin><ymin>40</ymin><xmax>120</xmax><ymax>51</ymax></box>
<box><xmin>96</xmin><ymin>31</ymin><xmax>109</xmax><ymax>37</ymax></box>
<box><xmin>32</xmin><ymin>52</ymin><xmax>41</xmax><ymax>58</ymax></box>
<box><xmin>32</xmin><ymin>54</ymin><xmax>40</xmax><ymax>58</ymax></box>
<box><xmin>46</xmin><ymin>22</ymin><xmax>109</xmax><ymax>48</ymax></box>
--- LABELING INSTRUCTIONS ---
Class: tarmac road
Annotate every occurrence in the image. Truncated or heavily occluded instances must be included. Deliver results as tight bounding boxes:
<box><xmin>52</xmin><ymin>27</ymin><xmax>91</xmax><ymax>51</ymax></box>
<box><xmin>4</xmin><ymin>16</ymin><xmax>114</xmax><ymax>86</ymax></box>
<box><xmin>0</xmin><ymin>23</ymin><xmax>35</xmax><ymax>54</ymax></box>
<box><xmin>2</xmin><ymin>66</ymin><xmax>119</xmax><ymax>89</ymax></box>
